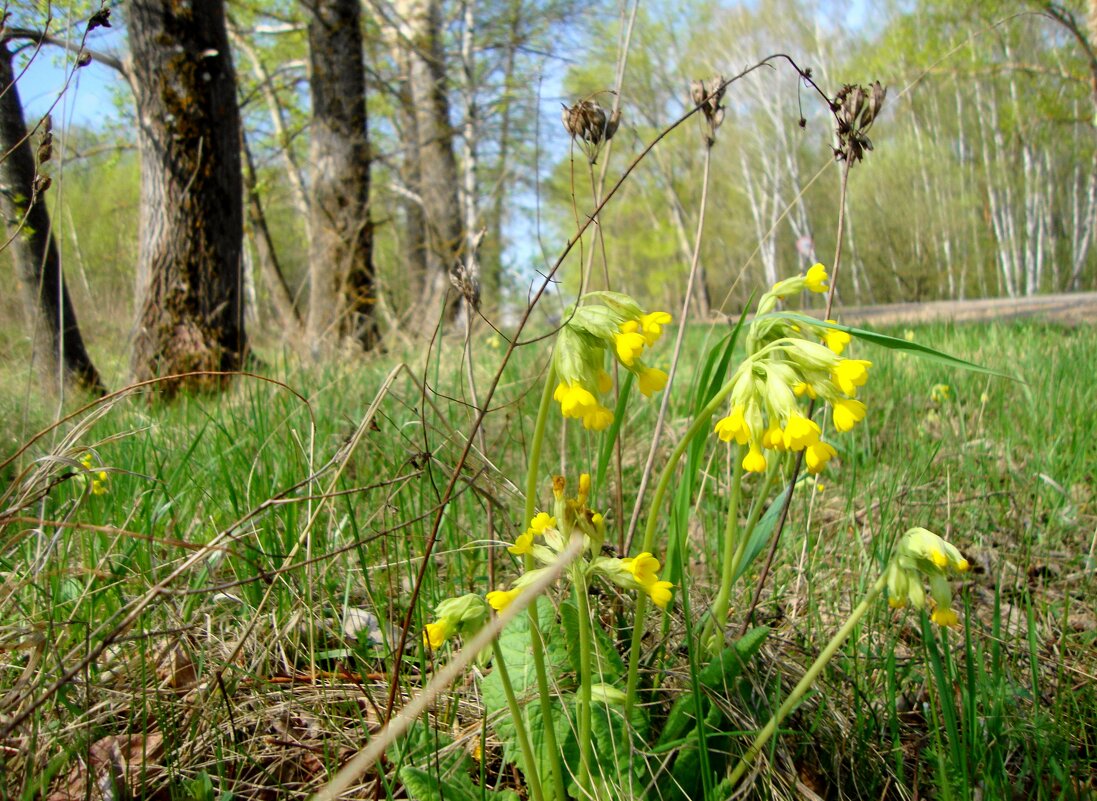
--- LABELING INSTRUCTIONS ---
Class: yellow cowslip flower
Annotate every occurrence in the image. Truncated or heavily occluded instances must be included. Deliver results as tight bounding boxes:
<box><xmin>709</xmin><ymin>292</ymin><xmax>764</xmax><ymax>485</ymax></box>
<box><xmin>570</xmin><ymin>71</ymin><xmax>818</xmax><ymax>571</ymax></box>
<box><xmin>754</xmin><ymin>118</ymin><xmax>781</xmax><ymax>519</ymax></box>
<box><xmin>423</xmin><ymin>619</ymin><xmax>454</xmax><ymax>649</ymax></box>
<box><xmin>637</xmin><ymin>366</ymin><xmax>668</xmax><ymax>397</ymax></box>
<box><xmin>508</xmin><ymin>530</ymin><xmax>535</xmax><ymax>555</ymax></box>
<box><xmin>80</xmin><ymin>453</ymin><xmax>94</xmax><ymax>470</ymax></box>
<box><xmin>714</xmin><ymin>405</ymin><xmax>751</xmax><ymax>445</ymax></box>
<box><xmin>831</xmin><ymin>398</ymin><xmax>866</xmax><ymax>432</ymax></box>
<box><xmin>931</xmin><ymin>607</ymin><xmax>959</xmax><ymax>627</ymax></box>
<box><xmin>638</xmin><ymin>311</ymin><xmax>672</xmax><ymax>346</ymax></box>
<box><xmin>742</xmin><ymin>443</ymin><xmax>767</xmax><ymax>473</ymax></box>
<box><xmin>582</xmin><ymin>404</ymin><xmax>614</xmax><ymax>431</ymax></box>
<box><xmin>804</xmin><ymin>440</ymin><xmax>837</xmax><ymax>474</ymax></box>
<box><xmin>832</xmin><ymin>359</ymin><xmax>872</xmax><ymax>397</ymax></box>
<box><xmin>623</xmin><ymin>552</ymin><xmax>661</xmax><ymax>586</ymax></box>
<box><xmin>486</xmin><ymin>587</ymin><xmax>522</xmax><ymax>612</ymax></box>
<box><xmin>792</xmin><ymin>381</ymin><xmax>817</xmax><ymax>399</ymax></box>
<box><xmin>783</xmin><ymin>412</ymin><xmax>821</xmax><ymax>451</ymax></box>
<box><xmin>646</xmin><ymin>580</ymin><xmax>674</xmax><ymax>609</ymax></box>
<box><xmin>762</xmin><ymin>424</ymin><xmax>785</xmax><ymax>451</ymax></box>
<box><xmin>597</xmin><ymin>370</ymin><xmax>613</xmax><ymax>394</ymax></box>
<box><xmin>555</xmin><ymin>381</ymin><xmax>598</xmax><ymax>418</ymax></box>
<box><xmin>614</xmin><ymin>322</ymin><xmax>647</xmax><ymax>366</ymax></box>
<box><xmin>529</xmin><ymin>512</ymin><xmax>555</xmax><ymax>534</ymax></box>
<box><xmin>931</xmin><ymin>384</ymin><xmax>950</xmax><ymax>403</ymax></box>
<box><xmin>888</xmin><ymin>528</ymin><xmax>969</xmax><ymax>626</ymax></box>
<box><xmin>815</xmin><ymin>482</ymin><xmax>825</xmax><ymax>493</ymax></box>
<box><xmin>823</xmin><ymin>320</ymin><xmax>851</xmax><ymax>354</ymax></box>
<box><xmin>805</xmin><ymin>263</ymin><xmax>829</xmax><ymax>293</ymax></box>
<box><xmin>903</xmin><ymin>329</ymin><xmax>915</xmax><ymax>342</ymax></box>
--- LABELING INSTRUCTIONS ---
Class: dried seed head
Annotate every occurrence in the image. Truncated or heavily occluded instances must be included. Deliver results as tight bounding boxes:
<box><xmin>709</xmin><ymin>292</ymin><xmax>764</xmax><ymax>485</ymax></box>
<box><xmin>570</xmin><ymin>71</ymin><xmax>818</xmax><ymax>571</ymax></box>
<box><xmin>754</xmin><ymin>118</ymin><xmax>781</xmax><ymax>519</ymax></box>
<box><xmin>561</xmin><ymin>98</ymin><xmax>619</xmax><ymax>162</ymax></box>
<box><xmin>690</xmin><ymin>75</ymin><xmax>726</xmax><ymax>144</ymax></box>
<box><xmin>832</xmin><ymin>80</ymin><xmax>886</xmax><ymax>163</ymax></box>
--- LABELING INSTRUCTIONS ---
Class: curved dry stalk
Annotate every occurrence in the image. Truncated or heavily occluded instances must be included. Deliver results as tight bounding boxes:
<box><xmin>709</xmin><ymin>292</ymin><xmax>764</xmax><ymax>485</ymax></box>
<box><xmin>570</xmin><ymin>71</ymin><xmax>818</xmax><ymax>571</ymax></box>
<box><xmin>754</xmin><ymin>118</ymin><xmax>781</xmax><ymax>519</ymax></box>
<box><xmin>623</xmin><ymin>139</ymin><xmax>715</xmax><ymax>556</ymax></box>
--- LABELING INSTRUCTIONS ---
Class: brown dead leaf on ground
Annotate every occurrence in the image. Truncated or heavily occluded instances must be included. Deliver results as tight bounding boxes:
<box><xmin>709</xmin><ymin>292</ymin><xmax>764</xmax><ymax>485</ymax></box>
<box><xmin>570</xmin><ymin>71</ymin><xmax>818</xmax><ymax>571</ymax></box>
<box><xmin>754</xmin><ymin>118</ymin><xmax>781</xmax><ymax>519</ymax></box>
<box><xmin>48</xmin><ymin>731</ymin><xmax>165</xmax><ymax>801</ymax></box>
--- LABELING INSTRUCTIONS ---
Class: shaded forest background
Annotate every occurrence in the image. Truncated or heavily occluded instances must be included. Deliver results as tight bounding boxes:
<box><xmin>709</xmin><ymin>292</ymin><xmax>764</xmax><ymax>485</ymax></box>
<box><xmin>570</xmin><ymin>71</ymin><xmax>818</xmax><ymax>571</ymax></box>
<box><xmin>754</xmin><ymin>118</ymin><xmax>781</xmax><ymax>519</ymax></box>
<box><xmin>2</xmin><ymin>0</ymin><xmax>1094</xmax><ymax>394</ymax></box>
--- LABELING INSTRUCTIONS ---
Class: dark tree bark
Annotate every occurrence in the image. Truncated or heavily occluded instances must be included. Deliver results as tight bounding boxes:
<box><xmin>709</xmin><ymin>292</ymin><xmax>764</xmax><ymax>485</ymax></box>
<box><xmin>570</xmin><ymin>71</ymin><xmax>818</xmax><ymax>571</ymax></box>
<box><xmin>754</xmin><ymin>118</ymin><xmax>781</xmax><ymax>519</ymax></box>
<box><xmin>127</xmin><ymin>0</ymin><xmax>246</xmax><ymax>390</ymax></box>
<box><xmin>0</xmin><ymin>41</ymin><xmax>105</xmax><ymax>396</ymax></box>
<box><xmin>303</xmin><ymin>0</ymin><xmax>377</xmax><ymax>351</ymax></box>
<box><xmin>396</xmin><ymin>0</ymin><xmax>476</xmax><ymax>322</ymax></box>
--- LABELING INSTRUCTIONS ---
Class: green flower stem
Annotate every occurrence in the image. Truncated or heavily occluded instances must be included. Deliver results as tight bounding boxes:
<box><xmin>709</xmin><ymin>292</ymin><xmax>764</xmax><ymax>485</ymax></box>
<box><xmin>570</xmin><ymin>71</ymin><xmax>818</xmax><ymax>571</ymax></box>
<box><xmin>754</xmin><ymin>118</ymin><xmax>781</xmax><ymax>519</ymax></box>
<box><xmin>492</xmin><ymin>640</ymin><xmax>546</xmax><ymax>801</ymax></box>
<box><xmin>572</xmin><ymin>565</ymin><xmax>595</xmax><ymax>795</ymax></box>
<box><xmin>522</xmin><ymin>362</ymin><xmax>567</xmax><ymax>801</ymax></box>
<box><xmin>727</xmin><ymin>571</ymin><xmax>888</xmax><ymax>788</ymax></box>
<box><xmin>624</xmin><ymin>379</ymin><xmax>742</xmax><ymax>717</ymax></box>
<box><xmin>725</xmin><ymin>465</ymin><xmax>780</xmax><ymax>591</ymax></box>
<box><xmin>701</xmin><ymin>450</ymin><xmax>743</xmax><ymax>653</ymax></box>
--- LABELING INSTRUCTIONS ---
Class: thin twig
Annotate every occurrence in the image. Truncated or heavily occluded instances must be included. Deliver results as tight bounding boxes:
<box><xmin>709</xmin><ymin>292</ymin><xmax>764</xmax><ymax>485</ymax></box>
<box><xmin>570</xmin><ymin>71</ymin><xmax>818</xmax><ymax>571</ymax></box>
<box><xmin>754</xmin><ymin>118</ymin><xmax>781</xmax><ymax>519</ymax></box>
<box><xmin>623</xmin><ymin>138</ymin><xmax>715</xmax><ymax>556</ymax></box>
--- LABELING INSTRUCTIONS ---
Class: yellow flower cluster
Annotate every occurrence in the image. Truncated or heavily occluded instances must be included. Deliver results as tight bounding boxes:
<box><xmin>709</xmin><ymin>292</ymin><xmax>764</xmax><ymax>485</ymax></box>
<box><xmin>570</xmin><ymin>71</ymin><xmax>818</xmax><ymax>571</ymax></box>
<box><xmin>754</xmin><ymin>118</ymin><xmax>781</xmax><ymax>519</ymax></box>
<box><xmin>485</xmin><ymin>474</ymin><xmax>674</xmax><ymax>614</ymax></box>
<box><xmin>886</xmin><ymin>527</ymin><xmax>970</xmax><ymax>627</ymax></box>
<box><xmin>713</xmin><ymin>266</ymin><xmax>870</xmax><ymax>475</ymax></box>
<box><xmin>79</xmin><ymin>453</ymin><xmax>109</xmax><ymax>496</ymax></box>
<box><xmin>422</xmin><ymin>593</ymin><xmax>490</xmax><ymax>649</ymax></box>
<box><xmin>552</xmin><ymin>292</ymin><xmax>671</xmax><ymax>431</ymax></box>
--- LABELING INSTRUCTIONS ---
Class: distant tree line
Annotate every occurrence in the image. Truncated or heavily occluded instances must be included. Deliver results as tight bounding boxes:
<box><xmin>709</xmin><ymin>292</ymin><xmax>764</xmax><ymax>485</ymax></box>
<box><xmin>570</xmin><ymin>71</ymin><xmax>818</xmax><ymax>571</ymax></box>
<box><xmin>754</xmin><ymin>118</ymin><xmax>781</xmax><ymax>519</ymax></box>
<box><xmin>0</xmin><ymin>0</ymin><xmax>1093</xmax><ymax>396</ymax></box>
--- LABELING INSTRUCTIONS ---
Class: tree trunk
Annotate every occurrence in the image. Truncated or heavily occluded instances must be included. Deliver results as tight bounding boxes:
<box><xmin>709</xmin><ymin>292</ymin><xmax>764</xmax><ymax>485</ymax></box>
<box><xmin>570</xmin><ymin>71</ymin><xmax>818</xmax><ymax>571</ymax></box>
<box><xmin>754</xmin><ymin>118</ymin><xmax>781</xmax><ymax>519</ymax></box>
<box><xmin>304</xmin><ymin>0</ymin><xmax>377</xmax><ymax>351</ymax></box>
<box><xmin>127</xmin><ymin>0</ymin><xmax>246</xmax><ymax>391</ymax></box>
<box><xmin>242</xmin><ymin>131</ymin><xmax>304</xmax><ymax>339</ymax></box>
<box><xmin>0</xmin><ymin>41</ymin><xmax>105</xmax><ymax>396</ymax></box>
<box><xmin>394</xmin><ymin>0</ymin><xmax>474</xmax><ymax>322</ymax></box>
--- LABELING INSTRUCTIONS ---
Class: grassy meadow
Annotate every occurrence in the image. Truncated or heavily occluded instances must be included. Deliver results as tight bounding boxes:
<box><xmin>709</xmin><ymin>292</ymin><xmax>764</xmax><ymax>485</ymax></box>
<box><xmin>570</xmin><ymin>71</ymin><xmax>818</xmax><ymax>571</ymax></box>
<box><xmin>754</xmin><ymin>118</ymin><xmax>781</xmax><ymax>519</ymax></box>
<box><xmin>0</xmin><ymin>317</ymin><xmax>1094</xmax><ymax>800</ymax></box>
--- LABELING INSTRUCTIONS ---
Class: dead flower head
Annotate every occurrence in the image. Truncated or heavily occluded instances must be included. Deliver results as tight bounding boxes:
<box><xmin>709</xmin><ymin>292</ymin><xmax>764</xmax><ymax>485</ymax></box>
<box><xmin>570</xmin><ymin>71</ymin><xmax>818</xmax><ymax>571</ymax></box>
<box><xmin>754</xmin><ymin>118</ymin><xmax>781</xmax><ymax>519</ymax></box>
<box><xmin>561</xmin><ymin>98</ymin><xmax>620</xmax><ymax>162</ymax></box>
<box><xmin>690</xmin><ymin>75</ymin><xmax>725</xmax><ymax>144</ymax></box>
<box><xmin>832</xmin><ymin>80</ymin><xmax>886</xmax><ymax>163</ymax></box>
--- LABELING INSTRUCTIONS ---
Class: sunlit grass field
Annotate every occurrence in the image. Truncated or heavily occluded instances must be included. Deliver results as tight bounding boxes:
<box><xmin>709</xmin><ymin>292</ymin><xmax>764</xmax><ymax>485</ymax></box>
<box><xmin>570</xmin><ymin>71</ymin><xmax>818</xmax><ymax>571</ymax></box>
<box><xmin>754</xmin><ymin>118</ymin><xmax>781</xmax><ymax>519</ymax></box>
<box><xmin>0</xmin><ymin>319</ymin><xmax>1094</xmax><ymax>800</ymax></box>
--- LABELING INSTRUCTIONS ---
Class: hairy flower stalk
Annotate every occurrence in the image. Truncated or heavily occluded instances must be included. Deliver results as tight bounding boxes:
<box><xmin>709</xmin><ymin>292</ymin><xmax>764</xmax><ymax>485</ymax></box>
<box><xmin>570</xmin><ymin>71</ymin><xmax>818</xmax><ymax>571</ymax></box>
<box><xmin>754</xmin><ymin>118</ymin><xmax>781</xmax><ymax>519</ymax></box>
<box><xmin>728</xmin><ymin>527</ymin><xmax>967</xmax><ymax>789</ymax></box>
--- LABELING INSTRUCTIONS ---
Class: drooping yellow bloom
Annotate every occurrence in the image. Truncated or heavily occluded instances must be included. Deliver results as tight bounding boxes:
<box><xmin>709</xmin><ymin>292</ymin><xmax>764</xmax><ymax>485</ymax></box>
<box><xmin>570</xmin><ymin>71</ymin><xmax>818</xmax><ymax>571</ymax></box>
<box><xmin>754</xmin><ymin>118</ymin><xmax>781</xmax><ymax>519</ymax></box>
<box><xmin>646</xmin><ymin>580</ymin><xmax>674</xmax><ymax>608</ymax></box>
<box><xmin>423</xmin><ymin>619</ymin><xmax>453</xmax><ymax>649</ymax></box>
<box><xmin>508</xmin><ymin>530</ymin><xmax>535</xmax><ymax>555</ymax></box>
<box><xmin>530</xmin><ymin>512</ymin><xmax>555</xmax><ymax>534</ymax></box>
<box><xmin>831</xmin><ymin>398</ymin><xmax>866</xmax><ymax>432</ymax></box>
<box><xmin>823</xmin><ymin>320</ymin><xmax>851</xmax><ymax>354</ymax></box>
<box><xmin>582</xmin><ymin>404</ymin><xmax>614</xmax><ymax>431</ymax></box>
<box><xmin>637</xmin><ymin>366</ymin><xmax>669</xmax><ymax>397</ymax></box>
<box><xmin>931</xmin><ymin>608</ymin><xmax>959</xmax><ymax>627</ymax></box>
<box><xmin>783</xmin><ymin>412</ymin><xmax>821</xmax><ymax>451</ymax></box>
<box><xmin>623</xmin><ymin>552</ymin><xmax>661</xmax><ymax>586</ymax></box>
<box><xmin>792</xmin><ymin>381</ymin><xmax>817</xmax><ymax>399</ymax></box>
<box><xmin>804</xmin><ymin>440</ymin><xmax>837</xmax><ymax>474</ymax></box>
<box><xmin>486</xmin><ymin>588</ymin><xmax>522</xmax><ymax>612</ymax></box>
<box><xmin>832</xmin><ymin>359</ymin><xmax>872</xmax><ymax>397</ymax></box>
<box><xmin>762</xmin><ymin>424</ymin><xmax>786</xmax><ymax>450</ymax></box>
<box><xmin>931</xmin><ymin>384</ymin><xmax>950</xmax><ymax>403</ymax></box>
<box><xmin>555</xmin><ymin>381</ymin><xmax>598</xmax><ymax>418</ymax></box>
<box><xmin>614</xmin><ymin>321</ymin><xmax>647</xmax><ymax>366</ymax></box>
<box><xmin>742</xmin><ymin>443</ymin><xmax>767</xmax><ymax>473</ymax></box>
<box><xmin>805</xmin><ymin>263</ymin><xmax>829</xmax><ymax>293</ymax></box>
<box><xmin>714</xmin><ymin>405</ymin><xmax>750</xmax><ymax>445</ymax></box>
<box><xmin>638</xmin><ymin>311</ymin><xmax>672</xmax><ymax>346</ymax></box>
<box><xmin>597</xmin><ymin>370</ymin><xmax>613</xmax><ymax>394</ymax></box>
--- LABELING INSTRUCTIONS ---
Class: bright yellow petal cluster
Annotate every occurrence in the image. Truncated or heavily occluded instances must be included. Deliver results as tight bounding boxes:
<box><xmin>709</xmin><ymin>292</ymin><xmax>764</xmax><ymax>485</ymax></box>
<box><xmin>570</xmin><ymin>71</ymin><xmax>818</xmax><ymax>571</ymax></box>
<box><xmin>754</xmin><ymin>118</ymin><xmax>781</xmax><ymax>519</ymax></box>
<box><xmin>823</xmin><ymin>319</ymin><xmax>851</xmax><ymax>354</ymax></box>
<box><xmin>709</xmin><ymin>276</ymin><xmax>879</xmax><ymax>478</ymax></box>
<box><xmin>620</xmin><ymin>552</ymin><xmax>674</xmax><ymax>608</ymax></box>
<box><xmin>887</xmin><ymin>527</ymin><xmax>970</xmax><ymax>627</ymax></box>
<box><xmin>805</xmin><ymin>263</ymin><xmax>829</xmax><ymax>293</ymax></box>
<box><xmin>486</xmin><ymin>588</ymin><xmax>522</xmax><ymax>612</ymax></box>
<box><xmin>552</xmin><ymin>294</ymin><xmax>672</xmax><ymax>428</ymax></box>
